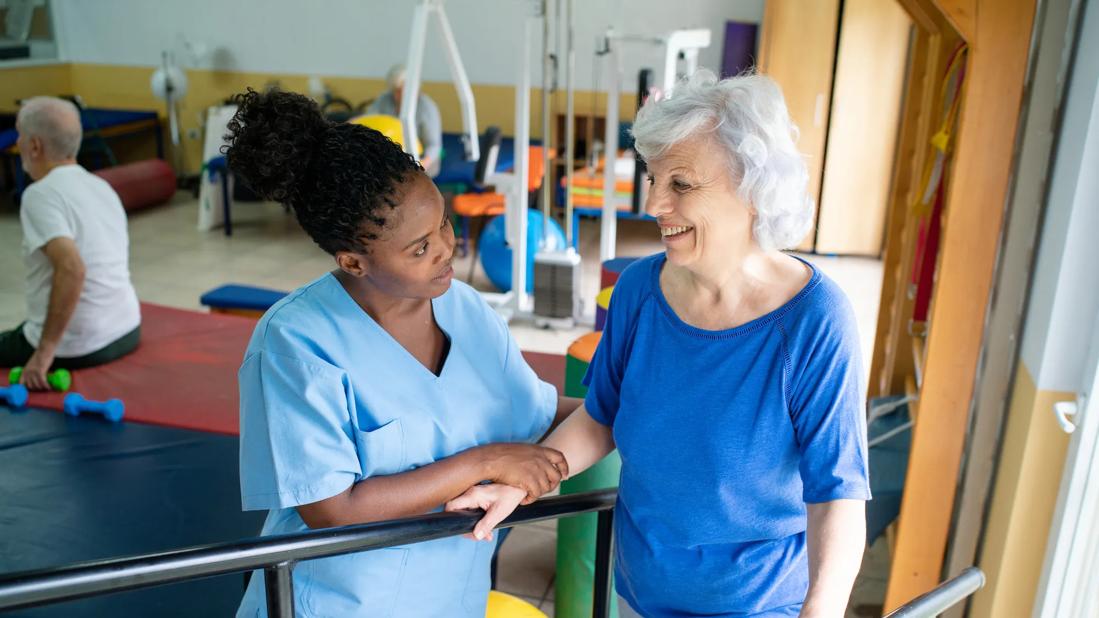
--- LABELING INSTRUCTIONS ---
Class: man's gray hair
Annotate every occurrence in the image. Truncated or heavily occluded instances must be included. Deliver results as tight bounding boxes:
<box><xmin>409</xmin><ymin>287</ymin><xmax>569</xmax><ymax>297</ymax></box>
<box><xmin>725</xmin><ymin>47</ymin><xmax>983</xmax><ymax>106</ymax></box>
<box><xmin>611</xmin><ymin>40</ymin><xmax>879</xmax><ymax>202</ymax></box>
<box><xmin>631</xmin><ymin>70</ymin><xmax>814</xmax><ymax>251</ymax></box>
<box><xmin>386</xmin><ymin>64</ymin><xmax>406</xmax><ymax>90</ymax></box>
<box><xmin>17</xmin><ymin>96</ymin><xmax>83</xmax><ymax>160</ymax></box>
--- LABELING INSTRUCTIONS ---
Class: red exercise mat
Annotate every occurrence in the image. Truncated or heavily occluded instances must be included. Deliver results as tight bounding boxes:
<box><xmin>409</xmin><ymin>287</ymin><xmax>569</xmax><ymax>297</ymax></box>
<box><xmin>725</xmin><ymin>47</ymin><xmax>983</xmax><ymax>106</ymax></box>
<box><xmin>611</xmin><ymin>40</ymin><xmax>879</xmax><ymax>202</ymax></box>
<box><xmin>9</xmin><ymin>303</ymin><xmax>253</xmax><ymax>435</ymax></box>
<box><xmin>7</xmin><ymin>303</ymin><xmax>567</xmax><ymax>436</ymax></box>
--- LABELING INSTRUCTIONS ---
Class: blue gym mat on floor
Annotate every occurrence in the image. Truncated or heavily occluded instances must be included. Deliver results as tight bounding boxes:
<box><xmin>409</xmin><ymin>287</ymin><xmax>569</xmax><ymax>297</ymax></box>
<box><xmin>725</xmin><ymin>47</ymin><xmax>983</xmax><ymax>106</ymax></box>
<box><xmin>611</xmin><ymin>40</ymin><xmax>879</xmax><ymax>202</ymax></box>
<box><xmin>0</xmin><ymin>407</ymin><xmax>265</xmax><ymax>617</ymax></box>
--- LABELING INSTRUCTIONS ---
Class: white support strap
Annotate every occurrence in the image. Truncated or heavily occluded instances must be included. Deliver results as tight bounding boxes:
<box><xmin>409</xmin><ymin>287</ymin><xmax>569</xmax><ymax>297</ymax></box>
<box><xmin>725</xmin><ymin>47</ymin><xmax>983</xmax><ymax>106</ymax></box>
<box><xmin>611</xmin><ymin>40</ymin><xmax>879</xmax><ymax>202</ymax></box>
<box><xmin>434</xmin><ymin>2</ymin><xmax>479</xmax><ymax>161</ymax></box>
<box><xmin>401</xmin><ymin>0</ymin><xmax>479</xmax><ymax>162</ymax></box>
<box><xmin>400</xmin><ymin>2</ymin><xmax>430</xmax><ymax>157</ymax></box>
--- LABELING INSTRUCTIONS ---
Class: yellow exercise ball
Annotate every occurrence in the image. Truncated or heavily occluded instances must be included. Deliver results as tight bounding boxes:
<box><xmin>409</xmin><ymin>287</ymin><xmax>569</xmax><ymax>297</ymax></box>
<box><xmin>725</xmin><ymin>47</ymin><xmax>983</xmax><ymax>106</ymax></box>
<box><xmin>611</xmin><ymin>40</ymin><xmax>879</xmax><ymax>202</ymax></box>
<box><xmin>485</xmin><ymin>591</ymin><xmax>548</xmax><ymax>618</ymax></box>
<box><xmin>348</xmin><ymin>113</ymin><xmax>423</xmax><ymax>155</ymax></box>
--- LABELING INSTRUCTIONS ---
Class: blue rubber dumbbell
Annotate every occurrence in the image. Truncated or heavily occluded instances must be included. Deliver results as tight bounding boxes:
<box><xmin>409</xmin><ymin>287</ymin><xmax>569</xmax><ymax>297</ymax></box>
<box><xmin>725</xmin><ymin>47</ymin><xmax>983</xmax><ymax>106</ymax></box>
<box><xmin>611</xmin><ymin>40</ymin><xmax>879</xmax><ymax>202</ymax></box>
<box><xmin>63</xmin><ymin>392</ymin><xmax>124</xmax><ymax>422</ymax></box>
<box><xmin>1</xmin><ymin>384</ymin><xmax>29</xmax><ymax>409</ymax></box>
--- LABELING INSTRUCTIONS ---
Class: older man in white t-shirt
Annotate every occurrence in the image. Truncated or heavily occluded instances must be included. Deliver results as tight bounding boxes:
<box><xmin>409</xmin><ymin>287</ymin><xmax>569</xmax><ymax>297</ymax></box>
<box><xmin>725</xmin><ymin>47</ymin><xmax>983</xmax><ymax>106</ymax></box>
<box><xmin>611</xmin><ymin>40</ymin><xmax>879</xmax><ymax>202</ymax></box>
<box><xmin>0</xmin><ymin>97</ymin><xmax>141</xmax><ymax>390</ymax></box>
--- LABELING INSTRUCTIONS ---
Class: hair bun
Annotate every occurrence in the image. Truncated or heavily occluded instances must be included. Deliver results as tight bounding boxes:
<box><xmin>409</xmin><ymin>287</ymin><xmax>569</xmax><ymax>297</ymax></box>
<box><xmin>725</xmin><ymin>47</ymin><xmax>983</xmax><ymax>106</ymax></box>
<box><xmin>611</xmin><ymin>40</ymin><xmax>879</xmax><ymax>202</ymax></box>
<box><xmin>223</xmin><ymin>88</ymin><xmax>330</xmax><ymax>202</ymax></box>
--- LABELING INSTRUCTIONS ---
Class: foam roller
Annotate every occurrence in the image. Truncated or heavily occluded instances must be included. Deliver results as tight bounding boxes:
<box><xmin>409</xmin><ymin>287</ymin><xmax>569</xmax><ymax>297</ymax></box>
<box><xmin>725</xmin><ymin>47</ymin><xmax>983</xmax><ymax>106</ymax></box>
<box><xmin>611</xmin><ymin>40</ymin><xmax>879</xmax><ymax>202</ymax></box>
<box><xmin>93</xmin><ymin>159</ymin><xmax>176</xmax><ymax>212</ymax></box>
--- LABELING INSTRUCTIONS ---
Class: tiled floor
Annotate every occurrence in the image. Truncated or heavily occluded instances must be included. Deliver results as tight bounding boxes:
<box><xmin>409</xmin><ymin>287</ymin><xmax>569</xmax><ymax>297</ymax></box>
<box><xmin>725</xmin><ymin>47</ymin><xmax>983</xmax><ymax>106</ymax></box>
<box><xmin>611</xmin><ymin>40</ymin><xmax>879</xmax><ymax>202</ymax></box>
<box><xmin>0</xmin><ymin>192</ymin><xmax>888</xmax><ymax>615</ymax></box>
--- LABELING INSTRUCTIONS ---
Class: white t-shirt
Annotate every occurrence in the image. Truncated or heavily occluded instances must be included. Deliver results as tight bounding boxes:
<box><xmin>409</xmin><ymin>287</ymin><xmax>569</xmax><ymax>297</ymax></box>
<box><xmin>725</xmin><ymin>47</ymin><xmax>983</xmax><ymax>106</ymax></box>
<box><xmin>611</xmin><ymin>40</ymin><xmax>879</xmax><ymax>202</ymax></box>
<box><xmin>20</xmin><ymin>165</ymin><xmax>141</xmax><ymax>357</ymax></box>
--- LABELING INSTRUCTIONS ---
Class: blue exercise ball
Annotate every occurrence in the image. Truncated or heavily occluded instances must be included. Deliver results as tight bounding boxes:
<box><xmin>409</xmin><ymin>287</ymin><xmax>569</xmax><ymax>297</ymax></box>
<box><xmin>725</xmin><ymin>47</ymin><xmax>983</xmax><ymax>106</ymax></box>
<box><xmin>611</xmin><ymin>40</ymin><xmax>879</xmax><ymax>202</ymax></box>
<box><xmin>479</xmin><ymin>212</ymin><xmax>567</xmax><ymax>293</ymax></box>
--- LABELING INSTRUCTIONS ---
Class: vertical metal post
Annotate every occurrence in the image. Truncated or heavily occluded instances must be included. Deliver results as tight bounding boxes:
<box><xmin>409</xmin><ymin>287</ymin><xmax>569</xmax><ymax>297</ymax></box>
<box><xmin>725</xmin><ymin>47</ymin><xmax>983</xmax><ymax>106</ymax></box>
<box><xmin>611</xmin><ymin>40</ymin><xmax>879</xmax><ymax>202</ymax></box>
<box><xmin>400</xmin><ymin>1</ymin><xmax>431</xmax><ymax>158</ymax></box>
<box><xmin>592</xmin><ymin>509</ymin><xmax>615</xmax><ymax>618</ymax></box>
<box><xmin>540</xmin><ymin>0</ymin><xmax>554</xmax><ymax>241</ymax></box>
<box><xmin>564</xmin><ymin>0</ymin><xmax>576</xmax><ymax>245</ymax></box>
<box><xmin>510</xmin><ymin>7</ymin><xmax>534</xmax><ymax>310</ymax></box>
<box><xmin>264</xmin><ymin>561</ymin><xmax>295</xmax><ymax>618</ymax></box>
<box><xmin>600</xmin><ymin>36</ymin><xmax>620</xmax><ymax>263</ymax></box>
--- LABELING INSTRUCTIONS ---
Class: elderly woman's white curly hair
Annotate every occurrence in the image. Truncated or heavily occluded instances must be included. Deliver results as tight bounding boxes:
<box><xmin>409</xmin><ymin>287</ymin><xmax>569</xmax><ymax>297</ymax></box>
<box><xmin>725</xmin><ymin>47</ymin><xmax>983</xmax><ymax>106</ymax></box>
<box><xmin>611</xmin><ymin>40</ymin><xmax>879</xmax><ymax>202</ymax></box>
<box><xmin>631</xmin><ymin>70</ymin><xmax>814</xmax><ymax>251</ymax></box>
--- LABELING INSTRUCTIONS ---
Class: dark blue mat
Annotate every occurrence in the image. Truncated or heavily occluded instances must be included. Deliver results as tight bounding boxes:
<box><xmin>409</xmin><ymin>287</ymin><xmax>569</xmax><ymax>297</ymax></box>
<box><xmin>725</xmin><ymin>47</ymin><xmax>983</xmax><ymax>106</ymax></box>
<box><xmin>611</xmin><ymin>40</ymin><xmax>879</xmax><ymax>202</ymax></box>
<box><xmin>0</xmin><ymin>407</ymin><xmax>264</xmax><ymax>617</ymax></box>
<box><xmin>0</xmin><ymin>109</ymin><xmax>157</xmax><ymax>151</ymax></box>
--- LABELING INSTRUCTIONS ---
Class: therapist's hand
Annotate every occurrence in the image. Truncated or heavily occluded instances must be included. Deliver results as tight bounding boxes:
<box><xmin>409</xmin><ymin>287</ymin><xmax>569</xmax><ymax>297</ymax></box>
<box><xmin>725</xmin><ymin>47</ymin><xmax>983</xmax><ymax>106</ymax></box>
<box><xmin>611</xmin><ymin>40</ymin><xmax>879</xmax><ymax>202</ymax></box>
<box><xmin>474</xmin><ymin>443</ymin><xmax>569</xmax><ymax>503</ymax></box>
<box><xmin>446</xmin><ymin>483</ymin><xmax>527</xmax><ymax>541</ymax></box>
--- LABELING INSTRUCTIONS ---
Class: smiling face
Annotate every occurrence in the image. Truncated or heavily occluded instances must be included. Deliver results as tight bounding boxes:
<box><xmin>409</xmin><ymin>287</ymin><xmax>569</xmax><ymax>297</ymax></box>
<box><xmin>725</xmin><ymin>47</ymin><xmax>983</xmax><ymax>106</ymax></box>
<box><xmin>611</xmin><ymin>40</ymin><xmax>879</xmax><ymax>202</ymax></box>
<box><xmin>336</xmin><ymin>171</ymin><xmax>456</xmax><ymax>300</ymax></box>
<box><xmin>643</xmin><ymin>133</ymin><xmax>756</xmax><ymax>269</ymax></box>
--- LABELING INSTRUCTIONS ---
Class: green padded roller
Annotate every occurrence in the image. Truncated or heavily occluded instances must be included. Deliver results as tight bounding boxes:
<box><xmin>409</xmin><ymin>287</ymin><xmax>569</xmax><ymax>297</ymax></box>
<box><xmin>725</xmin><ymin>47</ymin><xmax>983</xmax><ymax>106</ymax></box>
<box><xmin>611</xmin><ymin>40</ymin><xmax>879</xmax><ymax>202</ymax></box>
<box><xmin>557</xmin><ymin>332</ymin><xmax>620</xmax><ymax>618</ymax></box>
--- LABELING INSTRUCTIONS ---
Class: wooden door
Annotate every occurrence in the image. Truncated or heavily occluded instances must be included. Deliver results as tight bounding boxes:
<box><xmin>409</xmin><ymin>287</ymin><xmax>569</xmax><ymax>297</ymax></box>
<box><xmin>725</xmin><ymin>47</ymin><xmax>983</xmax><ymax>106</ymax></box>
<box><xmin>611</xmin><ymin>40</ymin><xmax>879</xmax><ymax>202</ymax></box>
<box><xmin>815</xmin><ymin>0</ymin><xmax>913</xmax><ymax>255</ymax></box>
<box><xmin>757</xmin><ymin>0</ymin><xmax>842</xmax><ymax>252</ymax></box>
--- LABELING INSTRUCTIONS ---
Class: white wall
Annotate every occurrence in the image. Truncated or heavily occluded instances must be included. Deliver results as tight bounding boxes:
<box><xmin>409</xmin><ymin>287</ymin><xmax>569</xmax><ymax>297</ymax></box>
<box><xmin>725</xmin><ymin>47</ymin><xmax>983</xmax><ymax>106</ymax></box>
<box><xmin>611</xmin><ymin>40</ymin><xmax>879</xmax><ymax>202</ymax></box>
<box><xmin>1020</xmin><ymin>2</ymin><xmax>1099</xmax><ymax>393</ymax></box>
<box><xmin>51</xmin><ymin>0</ymin><xmax>763</xmax><ymax>89</ymax></box>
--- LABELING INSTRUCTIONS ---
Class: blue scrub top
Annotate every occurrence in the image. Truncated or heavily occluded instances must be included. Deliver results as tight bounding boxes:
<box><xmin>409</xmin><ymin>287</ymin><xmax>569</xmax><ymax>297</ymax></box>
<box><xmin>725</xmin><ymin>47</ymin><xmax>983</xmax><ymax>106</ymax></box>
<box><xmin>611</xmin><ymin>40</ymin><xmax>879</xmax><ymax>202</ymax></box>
<box><xmin>236</xmin><ymin>274</ymin><xmax>556</xmax><ymax>618</ymax></box>
<box><xmin>584</xmin><ymin>254</ymin><xmax>871</xmax><ymax>617</ymax></box>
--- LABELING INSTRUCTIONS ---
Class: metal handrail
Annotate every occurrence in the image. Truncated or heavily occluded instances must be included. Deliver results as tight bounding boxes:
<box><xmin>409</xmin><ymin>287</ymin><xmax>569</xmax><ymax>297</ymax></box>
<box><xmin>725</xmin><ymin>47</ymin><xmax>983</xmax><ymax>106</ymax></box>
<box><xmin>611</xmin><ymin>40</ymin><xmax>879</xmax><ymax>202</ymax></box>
<box><xmin>884</xmin><ymin>567</ymin><xmax>986</xmax><ymax>617</ymax></box>
<box><xmin>0</xmin><ymin>485</ymin><xmax>983</xmax><ymax>618</ymax></box>
<box><xmin>0</xmin><ymin>489</ymin><xmax>617</xmax><ymax>617</ymax></box>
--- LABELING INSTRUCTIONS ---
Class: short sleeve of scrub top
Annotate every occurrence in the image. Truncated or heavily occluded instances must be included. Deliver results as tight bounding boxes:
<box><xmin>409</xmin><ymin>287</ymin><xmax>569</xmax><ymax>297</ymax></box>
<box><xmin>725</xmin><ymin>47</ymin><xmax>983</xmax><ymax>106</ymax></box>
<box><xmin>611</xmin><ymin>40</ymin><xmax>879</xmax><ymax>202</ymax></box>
<box><xmin>238</xmin><ymin>350</ymin><xmax>361</xmax><ymax>511</ymax></box>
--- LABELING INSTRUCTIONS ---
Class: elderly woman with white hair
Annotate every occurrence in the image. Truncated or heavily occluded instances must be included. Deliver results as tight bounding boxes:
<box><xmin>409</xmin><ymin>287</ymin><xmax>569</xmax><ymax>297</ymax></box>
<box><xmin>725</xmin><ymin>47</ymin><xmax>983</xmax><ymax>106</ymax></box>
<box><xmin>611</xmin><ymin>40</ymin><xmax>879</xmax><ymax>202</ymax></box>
<box><xmin>449</xmin><ymin>71</ymin><xmax>870</xmax><ymax>617</ymax></box>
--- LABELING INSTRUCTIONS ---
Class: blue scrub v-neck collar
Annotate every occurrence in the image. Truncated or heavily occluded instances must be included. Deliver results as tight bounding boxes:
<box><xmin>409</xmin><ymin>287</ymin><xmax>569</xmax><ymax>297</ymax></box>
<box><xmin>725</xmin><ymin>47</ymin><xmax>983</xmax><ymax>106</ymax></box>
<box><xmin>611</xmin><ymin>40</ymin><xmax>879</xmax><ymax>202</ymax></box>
<box><xmin>324</xmin><ymin>272</ymin><xmax>453</xmax><ymax>381</ymax></box>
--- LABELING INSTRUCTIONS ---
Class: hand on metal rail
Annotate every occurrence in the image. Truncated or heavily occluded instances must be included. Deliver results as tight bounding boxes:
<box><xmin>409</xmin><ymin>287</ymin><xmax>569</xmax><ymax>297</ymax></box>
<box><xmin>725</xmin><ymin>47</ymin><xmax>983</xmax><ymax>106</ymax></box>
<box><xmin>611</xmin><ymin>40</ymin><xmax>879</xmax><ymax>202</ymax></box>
<box><xmin>475</xmin><ymin>443</ymin><xmax>569</xmax><ymax>501</ymax></box>
<box><xmin>445</xmin><ymin>483</ymin><xmax>527</xmax><ymax>541</ymax></box>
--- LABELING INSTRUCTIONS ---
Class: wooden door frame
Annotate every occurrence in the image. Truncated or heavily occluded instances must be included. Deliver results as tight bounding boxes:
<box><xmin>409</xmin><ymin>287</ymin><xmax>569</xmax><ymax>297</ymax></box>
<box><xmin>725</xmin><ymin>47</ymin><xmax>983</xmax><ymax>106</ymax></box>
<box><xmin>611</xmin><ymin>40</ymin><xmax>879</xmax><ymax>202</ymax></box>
<box><xmin>869</xmin><ymin>3</ymin><xmax>959</xmax><ymax>403</ymax></box>
<box><xmin>941</xmin><ymin>1</ymin><xmax>1088</xmax><ymax>615</ymax></box>
<box><xmin>872</xmin><ymin>0</ymin><xmax>1041</xmax><ymax>610</ymax></box>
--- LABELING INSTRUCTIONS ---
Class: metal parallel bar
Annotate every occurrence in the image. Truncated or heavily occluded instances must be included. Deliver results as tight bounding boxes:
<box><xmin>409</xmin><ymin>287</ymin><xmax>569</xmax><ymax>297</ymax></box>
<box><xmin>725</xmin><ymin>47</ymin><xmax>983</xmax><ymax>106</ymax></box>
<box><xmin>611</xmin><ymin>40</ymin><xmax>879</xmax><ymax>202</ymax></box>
<box><xmin>592</xmin><ymin>509</ymin><xmax>615</xmax><ymax>618</ymax></box>
<box><xmin>884</xmin><ymin>567</ymin><xmax>985</xmax><ymax>617</ymax></box>
<box><xmin>0</xmin><ymin>490</ymin><xmax>615</xmax><ymax>611</ymax></box>
<box><xmin>263</xmin><ymin>562</ymin><xmax>294</xmax><ymax>618</ymax></box>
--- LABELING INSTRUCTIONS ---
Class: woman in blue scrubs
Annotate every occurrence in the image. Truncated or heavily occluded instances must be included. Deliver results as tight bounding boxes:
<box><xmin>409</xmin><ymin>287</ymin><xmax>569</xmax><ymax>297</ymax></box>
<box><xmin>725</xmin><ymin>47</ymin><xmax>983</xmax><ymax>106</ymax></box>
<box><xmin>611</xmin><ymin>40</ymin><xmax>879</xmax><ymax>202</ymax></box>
<box><xmin>450</xmin><ymin>72</ymin><xmax>871</xmax><ymax>617</ymax></box>
<box><xmin>226</xmin><ymin>89</ymin><xmax>574</xmax><ymax>617</ymax></box>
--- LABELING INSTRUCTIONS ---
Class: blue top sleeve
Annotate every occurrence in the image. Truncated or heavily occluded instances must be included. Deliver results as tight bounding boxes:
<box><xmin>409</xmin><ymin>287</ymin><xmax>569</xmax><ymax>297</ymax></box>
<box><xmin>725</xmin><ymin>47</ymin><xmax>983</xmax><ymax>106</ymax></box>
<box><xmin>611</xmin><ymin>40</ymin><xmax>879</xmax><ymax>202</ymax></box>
<box><xmin>784</xmin><ymin>287</ymin><xmax>872</xmax><ymax>503</ymax></box>
<box><xmin>238</xmin><ymin>350</ymin><xmax>361</xmax><ymax>511</ymax></box>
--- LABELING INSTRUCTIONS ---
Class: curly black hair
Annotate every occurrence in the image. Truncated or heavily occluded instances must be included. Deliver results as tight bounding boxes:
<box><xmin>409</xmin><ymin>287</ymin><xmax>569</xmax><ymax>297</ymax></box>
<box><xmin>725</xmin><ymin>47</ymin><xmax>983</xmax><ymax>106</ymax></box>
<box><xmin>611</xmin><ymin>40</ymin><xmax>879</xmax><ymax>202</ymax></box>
<box><xmin>223</xmin><ymin>88</ymin><xmax>422</xmax><ymax>254</ymax></box>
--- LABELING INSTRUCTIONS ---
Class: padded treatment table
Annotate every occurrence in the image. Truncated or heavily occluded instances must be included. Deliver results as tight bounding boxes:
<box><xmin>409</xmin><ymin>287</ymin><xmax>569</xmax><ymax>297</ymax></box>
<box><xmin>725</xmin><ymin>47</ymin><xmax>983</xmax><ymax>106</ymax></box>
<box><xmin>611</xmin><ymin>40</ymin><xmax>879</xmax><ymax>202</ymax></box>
<box><xmin>435</xmin><ymin>133</ymin><xmax>535</xmax><ymax>189</ymax></box>
<box><xmin>0</xmin><ymin>109</ymin><xmax>161</xmax><ymax>154</ymax></box>
<box><xmin>0</xmin><ymin>407</ymin><xmax>266</xmax><ymax>617</ymax></box>
<box><xmin>1</xmin><ymin>108</ymin><xmax>162</xmax><ymax>200</ymax></box>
